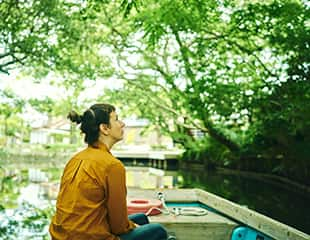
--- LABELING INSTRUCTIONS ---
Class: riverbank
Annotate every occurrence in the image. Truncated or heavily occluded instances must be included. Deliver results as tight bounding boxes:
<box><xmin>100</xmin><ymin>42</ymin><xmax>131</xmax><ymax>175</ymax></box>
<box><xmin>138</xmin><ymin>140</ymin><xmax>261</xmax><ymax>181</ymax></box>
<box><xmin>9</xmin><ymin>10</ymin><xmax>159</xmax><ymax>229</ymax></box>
<box><xmin>179</xmin><ymin>161</ymin><xmax>310</xmax><ymax>197</ymax></box>
<box><xmin>2</xmin><ymin>148</ymin><xmax>309</xmax><ymax>195</ymax></box>
<box><xmin>217</xmin><ymin>167</ymin><xmax>310</xmax><ymax>197</ymax></box>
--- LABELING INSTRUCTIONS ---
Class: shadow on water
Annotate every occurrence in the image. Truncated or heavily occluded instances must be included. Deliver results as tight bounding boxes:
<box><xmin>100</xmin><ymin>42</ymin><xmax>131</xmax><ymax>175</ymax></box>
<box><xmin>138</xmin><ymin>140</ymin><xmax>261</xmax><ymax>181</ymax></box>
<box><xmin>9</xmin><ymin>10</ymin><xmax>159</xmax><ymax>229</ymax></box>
<box><xmin>178</xmin><ymin>169</ymin><xmax>310</xmax><ymax>235</ymax></box>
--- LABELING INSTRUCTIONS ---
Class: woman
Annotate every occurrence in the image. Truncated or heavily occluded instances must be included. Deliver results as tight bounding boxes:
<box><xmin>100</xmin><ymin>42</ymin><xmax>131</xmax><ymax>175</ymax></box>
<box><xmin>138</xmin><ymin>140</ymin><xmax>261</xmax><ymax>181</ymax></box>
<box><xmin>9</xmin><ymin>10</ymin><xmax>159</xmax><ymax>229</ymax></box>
<box><xmin>49</xmin><ymin>103</ymin><xmax>172</xmax><ymax>240</ymax></box>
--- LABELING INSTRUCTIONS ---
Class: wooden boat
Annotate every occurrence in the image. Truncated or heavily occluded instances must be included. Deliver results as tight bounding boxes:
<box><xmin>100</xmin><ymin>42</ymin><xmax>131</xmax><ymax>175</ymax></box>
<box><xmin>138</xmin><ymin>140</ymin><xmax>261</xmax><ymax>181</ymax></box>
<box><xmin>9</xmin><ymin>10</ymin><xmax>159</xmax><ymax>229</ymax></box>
<box><xmin>127</xmin><ymin>188</ymin><xmax>310</xmax><ymax>240</ymax></box>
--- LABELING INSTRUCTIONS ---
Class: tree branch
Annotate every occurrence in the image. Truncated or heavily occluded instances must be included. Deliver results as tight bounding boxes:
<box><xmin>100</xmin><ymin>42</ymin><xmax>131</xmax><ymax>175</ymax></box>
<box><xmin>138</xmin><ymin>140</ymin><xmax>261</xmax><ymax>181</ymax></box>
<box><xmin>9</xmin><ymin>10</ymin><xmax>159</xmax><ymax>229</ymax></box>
<box><xmin>227</xmin><ymin>38</ymin><xmax>279</xmax><ymax>79</ymax></box>
<box><xmin>171</xmin><ymin>28</ymin><xmax>196</xmax><ymax>85</ymax></box>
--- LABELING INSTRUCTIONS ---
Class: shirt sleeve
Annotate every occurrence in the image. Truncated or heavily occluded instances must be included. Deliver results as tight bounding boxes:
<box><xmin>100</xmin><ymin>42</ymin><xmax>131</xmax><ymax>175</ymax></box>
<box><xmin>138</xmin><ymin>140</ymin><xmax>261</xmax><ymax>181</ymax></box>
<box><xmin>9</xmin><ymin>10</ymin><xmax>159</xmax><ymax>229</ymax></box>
<box><xmin>106</xmin><ymin>161</ymin><xmax>136</xmax><ymax>235</ymax></box>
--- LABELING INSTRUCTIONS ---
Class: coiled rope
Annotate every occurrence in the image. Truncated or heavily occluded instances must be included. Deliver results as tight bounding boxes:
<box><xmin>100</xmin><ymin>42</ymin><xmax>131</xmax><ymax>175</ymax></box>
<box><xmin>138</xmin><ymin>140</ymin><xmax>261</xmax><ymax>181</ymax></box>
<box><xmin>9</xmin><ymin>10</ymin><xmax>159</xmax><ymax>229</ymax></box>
<box><xmin>145</xmin><ymin>192</ymin><xmax>208</xmax><ymax>217</ymax></box>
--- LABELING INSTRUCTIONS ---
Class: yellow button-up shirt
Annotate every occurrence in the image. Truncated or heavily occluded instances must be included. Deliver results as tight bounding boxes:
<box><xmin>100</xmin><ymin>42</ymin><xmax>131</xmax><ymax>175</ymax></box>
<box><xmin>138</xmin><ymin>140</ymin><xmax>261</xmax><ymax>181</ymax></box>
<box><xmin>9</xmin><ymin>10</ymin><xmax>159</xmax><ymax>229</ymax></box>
<box><xmin>49</xmin><ymin>142</ymin><xmax>136</xmax><ymax>240</ymax></box>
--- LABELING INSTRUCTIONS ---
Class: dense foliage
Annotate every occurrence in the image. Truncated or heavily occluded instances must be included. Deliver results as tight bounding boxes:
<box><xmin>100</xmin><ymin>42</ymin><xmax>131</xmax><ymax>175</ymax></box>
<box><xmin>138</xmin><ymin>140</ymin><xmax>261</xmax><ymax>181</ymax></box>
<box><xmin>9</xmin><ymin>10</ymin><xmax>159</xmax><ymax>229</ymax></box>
<box><xmin>100</xmin><ymin>0</ymin><xmax>310</xmax><ymax>183</ymax></box>
<box><xmin>0</xmin><ymin>0</ymin><xmax>309</xmax><ymax>183</ymax></box>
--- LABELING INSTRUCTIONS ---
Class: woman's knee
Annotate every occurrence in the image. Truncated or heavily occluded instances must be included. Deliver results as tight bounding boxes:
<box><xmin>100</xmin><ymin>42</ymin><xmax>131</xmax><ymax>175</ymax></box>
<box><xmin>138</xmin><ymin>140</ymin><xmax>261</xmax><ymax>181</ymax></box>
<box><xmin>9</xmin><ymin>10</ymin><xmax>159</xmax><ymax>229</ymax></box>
<box><xmin>128</xmin><ymin>213</ymin><xmax>149</xmax><ymax>225</ymax></box>
<box><xmin>149</xmin><ymin>223</ymin><xmax>168</xmax><ymax>239</ymax></box>
<box><xmin>119</xmin><ymin>222</ymin><xmax>168</xmax><ymax>240</ymax></box>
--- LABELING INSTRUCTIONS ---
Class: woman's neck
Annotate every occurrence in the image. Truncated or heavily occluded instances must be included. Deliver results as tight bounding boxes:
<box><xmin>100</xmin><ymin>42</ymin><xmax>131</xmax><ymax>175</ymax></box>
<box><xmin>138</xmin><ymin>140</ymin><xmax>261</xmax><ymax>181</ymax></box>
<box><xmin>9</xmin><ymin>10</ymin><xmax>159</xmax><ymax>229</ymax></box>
<box><xmin>98</xmin><ymin>135</ymin><xmax>114</xmax><ymax>150</ymax></box>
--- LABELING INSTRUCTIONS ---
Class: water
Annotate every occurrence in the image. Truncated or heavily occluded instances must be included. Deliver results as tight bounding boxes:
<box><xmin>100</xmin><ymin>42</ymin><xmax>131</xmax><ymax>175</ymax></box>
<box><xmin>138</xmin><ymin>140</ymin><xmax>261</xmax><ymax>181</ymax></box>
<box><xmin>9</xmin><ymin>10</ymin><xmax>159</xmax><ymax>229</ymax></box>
<box><xmin>178</xmin><ymin>169</ymin><xmax>310</xmax><ymax>235</ymax></box>
<box><xmin>2</xmin><ymin>166</ymin><xmax>309</xmax><ymax>238</ymax></box>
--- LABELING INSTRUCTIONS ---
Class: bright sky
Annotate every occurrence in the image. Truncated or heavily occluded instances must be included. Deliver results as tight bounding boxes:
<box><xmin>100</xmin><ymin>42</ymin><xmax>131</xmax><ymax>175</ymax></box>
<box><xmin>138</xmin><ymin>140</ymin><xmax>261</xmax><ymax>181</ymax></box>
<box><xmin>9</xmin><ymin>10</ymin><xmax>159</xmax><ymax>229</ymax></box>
<box><xmin>0</xmin><ymin>70</ymin><xmax>61</xmax><ymax>100</ymax></box>
<box><xmin>0</xmin><ymin>69</ymin><xmax>124</xmax><ymax>126</ymax></box>
<box><xmin>0</xmin><ymin>70</ymin><xmax>122</xmax><ymax>101</ymax></box>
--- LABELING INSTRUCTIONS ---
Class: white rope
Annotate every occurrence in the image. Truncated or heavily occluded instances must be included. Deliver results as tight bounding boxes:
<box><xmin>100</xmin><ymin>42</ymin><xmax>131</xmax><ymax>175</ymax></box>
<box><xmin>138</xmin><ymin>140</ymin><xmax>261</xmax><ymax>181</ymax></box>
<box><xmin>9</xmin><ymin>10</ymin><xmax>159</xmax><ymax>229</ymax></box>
<box><xmin>145</xmin><ymin>207</ymin><xmax>170</xmax><ymax>216</ymax></box>
<box><xmin>171</xmin><ymin>207</ymin><xmax>208</xmax><ymax>216</ymax></box>
<box><xmin>153</xmin><ymin>192</ymin><xmax>208</xmax><ymax>217</ymax></box>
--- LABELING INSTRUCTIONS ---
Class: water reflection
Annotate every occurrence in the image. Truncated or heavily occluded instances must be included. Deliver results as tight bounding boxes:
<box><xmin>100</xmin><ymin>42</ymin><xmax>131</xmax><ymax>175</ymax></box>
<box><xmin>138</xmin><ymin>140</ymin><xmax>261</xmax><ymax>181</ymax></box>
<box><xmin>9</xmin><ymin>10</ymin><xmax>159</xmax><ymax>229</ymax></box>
<box><xmin>12</xmin><ymin>167</ymin><xmax>179</xmax><ymax>205</ymax></box>
<box><xmin>125</xmin><ymin>167</ymin><xmax>179</xmax><ymax>189</ymax></box>
<box><xmin>12</xmin><ymin>167</ymin><xmax>310</xmax><ymax>236</ymax></box>
<box><xmin>2</xmin><ymin>166</ymin><xmax>309</xmax><ymax>237</ymax></box>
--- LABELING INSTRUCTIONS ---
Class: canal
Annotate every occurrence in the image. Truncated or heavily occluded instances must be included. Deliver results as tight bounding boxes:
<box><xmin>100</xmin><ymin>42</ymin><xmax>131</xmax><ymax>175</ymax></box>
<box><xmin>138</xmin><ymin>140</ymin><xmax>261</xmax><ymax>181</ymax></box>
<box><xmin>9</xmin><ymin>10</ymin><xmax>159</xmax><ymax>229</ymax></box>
<box><xmin>1</xmin><ymin>163</ymin><xmax>309</xmax><ymax>238</ymax></box>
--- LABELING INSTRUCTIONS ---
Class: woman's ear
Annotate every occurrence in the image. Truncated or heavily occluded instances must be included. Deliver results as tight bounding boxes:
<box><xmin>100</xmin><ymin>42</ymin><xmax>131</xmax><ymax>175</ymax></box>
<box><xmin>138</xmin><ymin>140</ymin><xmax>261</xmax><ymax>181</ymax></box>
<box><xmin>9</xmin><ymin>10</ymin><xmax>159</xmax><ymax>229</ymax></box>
<box><xmin>99</xmin><ymin>123</ymin><xmax>109</xmax><ymax>135</ymax></box>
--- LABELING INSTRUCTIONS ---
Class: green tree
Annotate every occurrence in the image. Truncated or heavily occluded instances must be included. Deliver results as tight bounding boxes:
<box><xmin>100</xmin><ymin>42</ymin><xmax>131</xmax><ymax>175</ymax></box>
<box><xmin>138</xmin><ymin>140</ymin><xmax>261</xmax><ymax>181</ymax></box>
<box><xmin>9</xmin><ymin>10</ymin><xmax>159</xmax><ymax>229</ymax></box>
<box><xmin>1</xmin><ymin>0</ymin><xmax>66</xmax><ymax>73</ymax></box>
<box><xmin>1</xmin><ymin>0</ymin><xmax>308</xmax><ymax>182</ymax></box>
<box><xmin>0</xmin><ymin>0</ymin><xmax>112</xmax><ymax>80</ymax></box>
<box><xmin>28</xmin><ymin>97</ymin><xmax>55</xmax><ymax>117</ymax></box>
<box><xmin>0</xmin><ymin>88</ymin><xmax>25</xmax><ymax>138</ymax></box>
<box><xmin>89</xmin><ymin>0</ymin><xmax>309</xmax><ymax>180</ymax></box>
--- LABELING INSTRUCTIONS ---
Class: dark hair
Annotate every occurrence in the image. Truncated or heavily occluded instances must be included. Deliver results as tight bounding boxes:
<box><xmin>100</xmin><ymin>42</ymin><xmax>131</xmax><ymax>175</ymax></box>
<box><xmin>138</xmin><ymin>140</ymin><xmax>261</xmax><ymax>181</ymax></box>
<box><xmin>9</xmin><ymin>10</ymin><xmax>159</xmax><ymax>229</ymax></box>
<box><xmin>67</xmin><ymin>103</ymin><xmax>116</xmax><ymax>146</ymax></box>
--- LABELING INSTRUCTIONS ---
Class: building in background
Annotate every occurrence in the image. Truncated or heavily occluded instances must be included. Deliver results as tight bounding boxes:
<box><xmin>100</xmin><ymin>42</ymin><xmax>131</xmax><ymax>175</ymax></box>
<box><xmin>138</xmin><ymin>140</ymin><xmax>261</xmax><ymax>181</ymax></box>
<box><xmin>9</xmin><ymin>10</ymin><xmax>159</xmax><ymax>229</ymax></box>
<box><xmin>29</xmin><ymin>117</ymin><xmax>174</xmax><ymax>149</ymax></box>
<box><xmin>30</xmin><ymin>118</ymin><xmax>70</xmax><ymax>144</ymax></box>
<box><xmin>118</xmin><ymin>118</ymin><xmax>174</xmax><ymax>150</ymax></box>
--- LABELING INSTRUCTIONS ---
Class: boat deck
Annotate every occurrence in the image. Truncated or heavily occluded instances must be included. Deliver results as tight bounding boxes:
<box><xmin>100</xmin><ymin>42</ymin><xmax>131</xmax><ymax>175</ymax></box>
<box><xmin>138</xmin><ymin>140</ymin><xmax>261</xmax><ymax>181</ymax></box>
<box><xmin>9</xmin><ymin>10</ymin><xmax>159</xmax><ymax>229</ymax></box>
<box><xmin>128</xmin><ymin>188</ymin><xmax>237</xmax><ymax>240</ymax></box>
<box><xmin>150</xmin><ymin>209</ymin><xmax>237</xmax><ymax>240</ymax></box>
<box><xmin>127</xmin><ymin>188</ymin><xmax>310</xmax><ymax>240</ymax></box>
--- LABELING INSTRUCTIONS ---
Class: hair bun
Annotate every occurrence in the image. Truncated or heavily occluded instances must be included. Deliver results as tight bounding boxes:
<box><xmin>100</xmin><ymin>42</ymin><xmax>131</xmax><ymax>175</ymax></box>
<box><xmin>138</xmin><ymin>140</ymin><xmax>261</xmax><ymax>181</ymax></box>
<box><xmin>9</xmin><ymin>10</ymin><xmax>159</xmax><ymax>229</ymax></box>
<box><xmin>67</xmin><ymin>110</ymin><xmax>82</xmax><ymax>124</ymax></box>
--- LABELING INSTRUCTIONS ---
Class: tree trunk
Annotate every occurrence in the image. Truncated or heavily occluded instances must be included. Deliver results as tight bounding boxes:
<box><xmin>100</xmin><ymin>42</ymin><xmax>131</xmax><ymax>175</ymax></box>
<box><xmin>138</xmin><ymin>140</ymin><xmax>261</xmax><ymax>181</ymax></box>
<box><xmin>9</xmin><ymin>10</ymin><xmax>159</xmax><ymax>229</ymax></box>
<box><xmin>205</xmin><ymin>121</ymin><xmax>240</xmax><ymax>152</ymax></box>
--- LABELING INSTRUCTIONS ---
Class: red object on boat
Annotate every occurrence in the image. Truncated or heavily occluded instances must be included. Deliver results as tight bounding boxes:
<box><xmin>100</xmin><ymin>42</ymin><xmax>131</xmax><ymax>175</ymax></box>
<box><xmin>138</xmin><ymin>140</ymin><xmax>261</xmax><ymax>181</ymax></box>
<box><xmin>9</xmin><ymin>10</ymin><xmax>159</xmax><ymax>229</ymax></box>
<box><xmin>127</xmin><ymin>198</ymin><xmax>163</xmax><ymax>216</ymax></box>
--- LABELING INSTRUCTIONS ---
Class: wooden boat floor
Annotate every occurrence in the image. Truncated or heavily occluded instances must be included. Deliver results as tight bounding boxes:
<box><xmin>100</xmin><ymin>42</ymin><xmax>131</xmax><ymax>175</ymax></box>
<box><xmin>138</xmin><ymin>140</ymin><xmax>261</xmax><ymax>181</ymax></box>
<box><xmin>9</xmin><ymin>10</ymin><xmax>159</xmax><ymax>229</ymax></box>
<box><xmin>128</xmin><ymin>188</ymin><xmax>237</xmax><ymax>240</ymax></box>
<box><xmin>150</xmin><ymin>209</ymin><xmax>237</xmax><ymax>240</ymax></box>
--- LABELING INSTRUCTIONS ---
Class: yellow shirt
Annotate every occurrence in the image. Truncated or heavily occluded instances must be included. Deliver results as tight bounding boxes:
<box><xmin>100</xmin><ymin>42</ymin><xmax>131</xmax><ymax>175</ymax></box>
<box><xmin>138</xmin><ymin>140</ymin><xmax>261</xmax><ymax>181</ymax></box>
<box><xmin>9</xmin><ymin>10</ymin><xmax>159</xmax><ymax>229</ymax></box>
<box><xmin>49</xmin><ymin>142</ymin><xmax>136</xmax><ymax>240</ymax></box>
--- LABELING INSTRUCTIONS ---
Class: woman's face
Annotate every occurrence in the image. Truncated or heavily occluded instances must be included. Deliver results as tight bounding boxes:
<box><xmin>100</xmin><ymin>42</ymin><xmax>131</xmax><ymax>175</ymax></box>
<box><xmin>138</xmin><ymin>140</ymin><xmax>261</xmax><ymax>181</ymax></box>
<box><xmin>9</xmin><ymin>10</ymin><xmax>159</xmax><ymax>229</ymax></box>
<box><xmin>108</xmin><ymin>111</ymin><xmax>125</xmax><ymax>143</ymax></box>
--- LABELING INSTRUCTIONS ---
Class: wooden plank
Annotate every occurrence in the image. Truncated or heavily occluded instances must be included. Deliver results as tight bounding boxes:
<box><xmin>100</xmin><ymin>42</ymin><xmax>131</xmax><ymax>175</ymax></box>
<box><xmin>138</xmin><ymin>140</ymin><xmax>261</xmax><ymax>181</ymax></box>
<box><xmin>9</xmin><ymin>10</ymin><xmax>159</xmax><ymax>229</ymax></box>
<box><xmin>195</xmin><ymin>188</ymin><xmax>310</xmax><ymax>240</ymax></box>
<box><xmin>156</xmin><ymin>222</ymin><xmax>236</xmax><ymax>240</ymax></box>
<box><xmin>150</xmin><ymin>208</ymin><xmax>237</xmax><ymax>240</ymax></box>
